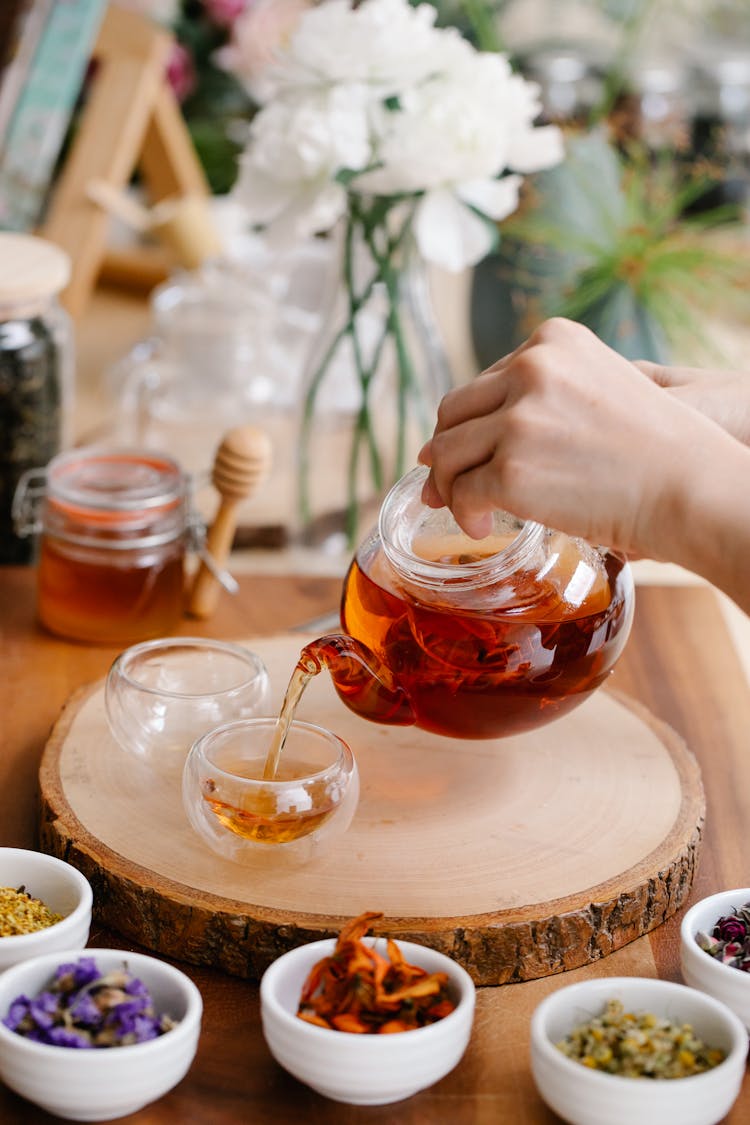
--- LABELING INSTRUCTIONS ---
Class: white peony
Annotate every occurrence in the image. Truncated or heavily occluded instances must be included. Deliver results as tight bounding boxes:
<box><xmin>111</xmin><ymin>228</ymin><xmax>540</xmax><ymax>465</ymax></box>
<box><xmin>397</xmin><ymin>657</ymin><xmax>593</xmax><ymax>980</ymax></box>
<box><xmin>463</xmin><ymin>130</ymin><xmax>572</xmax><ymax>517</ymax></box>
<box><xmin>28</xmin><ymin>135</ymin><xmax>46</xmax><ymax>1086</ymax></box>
<box><xmin>232</xmin><ymin>86</ymin><xmax>372</xmax><ymax>243</ymax></box>
<box><xmin>231</xmin><ymin>0</ymin><xmax>564</xmax><ymax>268</ymax></box>
<box><xmin>260</xmin><ymin>0</ymin><xmax>467</xmax><ymax>102</ymax></box>
<box><xmin>215</xmin><ymin>0</ymin><xmax>315</xmax><ymax>103</ymax></box>
<box><xmin>353</xmin><ymin>51</ymin><xmax>564</xmax><ymax>269</ymax></box>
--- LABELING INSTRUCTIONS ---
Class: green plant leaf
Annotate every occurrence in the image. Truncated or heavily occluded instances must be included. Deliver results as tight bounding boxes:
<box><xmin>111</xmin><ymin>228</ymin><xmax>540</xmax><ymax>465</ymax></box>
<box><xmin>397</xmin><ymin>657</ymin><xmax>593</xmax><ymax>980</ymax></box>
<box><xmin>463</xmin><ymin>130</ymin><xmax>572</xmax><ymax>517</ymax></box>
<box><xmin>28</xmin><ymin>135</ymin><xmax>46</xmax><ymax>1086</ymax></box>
<box><xmin>496</xmin><ymin>127</ymin><xmax>750</xmax><ymax>361</ymax></box>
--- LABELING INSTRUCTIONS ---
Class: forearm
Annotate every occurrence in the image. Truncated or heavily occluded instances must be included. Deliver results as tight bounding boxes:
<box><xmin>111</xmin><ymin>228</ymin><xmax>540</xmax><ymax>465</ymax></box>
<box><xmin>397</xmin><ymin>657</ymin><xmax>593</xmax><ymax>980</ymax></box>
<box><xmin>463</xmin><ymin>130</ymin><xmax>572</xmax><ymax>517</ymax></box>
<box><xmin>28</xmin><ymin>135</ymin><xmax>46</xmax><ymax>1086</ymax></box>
<box><xmin>665</xmin><ymin>434</ymin><xmax>750</xmax><ymax>615</ymax></box>
<box><xmin>421</xmin><ymin>320</ymin><xmax>750</xmax><ymax>617</ymax></box>
<box><xmin>636</xmin><ymin>361</ymin><xmax>750</xmax><ymax>448</ymax></box>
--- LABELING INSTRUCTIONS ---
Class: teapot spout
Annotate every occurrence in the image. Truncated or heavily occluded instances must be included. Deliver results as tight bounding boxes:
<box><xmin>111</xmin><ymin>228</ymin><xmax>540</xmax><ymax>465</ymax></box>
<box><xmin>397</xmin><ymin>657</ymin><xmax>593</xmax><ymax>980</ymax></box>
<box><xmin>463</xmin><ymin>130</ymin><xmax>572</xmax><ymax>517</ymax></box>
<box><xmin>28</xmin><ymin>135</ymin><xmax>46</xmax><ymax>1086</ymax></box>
<box><xmin>301</xmin><ymin>634</ymin><xmax>415</xmax><ymax>726</ymax></box>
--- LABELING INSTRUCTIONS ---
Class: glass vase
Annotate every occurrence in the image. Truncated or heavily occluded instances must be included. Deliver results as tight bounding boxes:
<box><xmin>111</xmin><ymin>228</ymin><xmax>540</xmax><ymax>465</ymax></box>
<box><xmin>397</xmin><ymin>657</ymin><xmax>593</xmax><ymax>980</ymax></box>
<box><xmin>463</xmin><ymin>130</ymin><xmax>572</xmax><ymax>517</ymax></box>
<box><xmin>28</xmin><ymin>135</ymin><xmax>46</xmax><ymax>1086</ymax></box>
<box><xmin>295</xmin><ymin>215</ymin><xmax>453</xmax><ymax>552</ymax></box>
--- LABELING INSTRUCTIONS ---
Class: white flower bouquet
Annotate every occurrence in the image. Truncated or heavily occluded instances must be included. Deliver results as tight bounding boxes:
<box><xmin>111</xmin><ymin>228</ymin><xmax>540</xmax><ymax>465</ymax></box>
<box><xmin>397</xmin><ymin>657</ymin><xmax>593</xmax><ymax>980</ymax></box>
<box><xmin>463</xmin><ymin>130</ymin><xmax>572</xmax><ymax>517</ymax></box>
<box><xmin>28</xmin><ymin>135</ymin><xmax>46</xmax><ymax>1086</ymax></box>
<box><xmin>231</xmin><ymin>0</ymin><xmax>564</xmax><ymax>542</ymax></box>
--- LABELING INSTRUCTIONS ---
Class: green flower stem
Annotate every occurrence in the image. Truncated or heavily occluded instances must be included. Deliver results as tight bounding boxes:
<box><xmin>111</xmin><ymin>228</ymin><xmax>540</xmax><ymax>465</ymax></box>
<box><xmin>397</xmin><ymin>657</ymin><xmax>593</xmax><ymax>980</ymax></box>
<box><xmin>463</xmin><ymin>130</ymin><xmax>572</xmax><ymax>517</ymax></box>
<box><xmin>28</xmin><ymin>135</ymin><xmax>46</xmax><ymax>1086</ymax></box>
<box><xmin>359</xmin><ymin>205</ymin><xmax>419</xmax><ymax>481</ymax></box>
<box><xmin>347</xmin><ymin>311</ymin><xmax>391</xmax><ymax>532</ymax></box>
<box><xmin>299</xmin><ymin>195</ymin><xmax>420</xmax><ymax>544</ymax></box>
<box><xmin>342</xmin><ymin>212</ymin><xmax>387</xmax><ymax>546</ymax></box>
<box><xmin>381</xmin><ymin>254</ymin><xmax>413</xmax><ymax>480</ymax></box>
<box><xmin>459</xmin><ymin>0</ymin><xmax>504</xmax><ymax>52</ymax></box>
<box><xmin>298</xmin><ymin>226</ymin><xmax>383</xmax><ymax>527</ymax></box>
<box><xmin>343</xmin><ymin>211</ymin><xmax>384</xmax><ymax>494</ymax></box>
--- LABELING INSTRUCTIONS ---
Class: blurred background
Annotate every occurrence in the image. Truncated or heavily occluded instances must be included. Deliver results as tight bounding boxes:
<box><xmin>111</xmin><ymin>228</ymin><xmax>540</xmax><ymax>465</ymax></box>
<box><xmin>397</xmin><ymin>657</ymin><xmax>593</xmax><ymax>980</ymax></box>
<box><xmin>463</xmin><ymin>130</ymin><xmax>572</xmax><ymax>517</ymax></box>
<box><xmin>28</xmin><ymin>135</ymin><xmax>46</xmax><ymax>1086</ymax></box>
<box><xmin>1</xmin><ymin>0</ymin><xmax>749</xmax><ymax>559</ymax></box>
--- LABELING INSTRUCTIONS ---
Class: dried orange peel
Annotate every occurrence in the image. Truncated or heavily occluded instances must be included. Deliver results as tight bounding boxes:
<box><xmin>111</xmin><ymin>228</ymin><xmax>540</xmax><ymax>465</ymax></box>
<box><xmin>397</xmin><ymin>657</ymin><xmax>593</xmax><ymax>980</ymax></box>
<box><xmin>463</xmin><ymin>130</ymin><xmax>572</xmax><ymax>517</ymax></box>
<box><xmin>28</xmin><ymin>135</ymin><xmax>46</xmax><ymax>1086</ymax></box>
<box><xmin>297</xmin><ymin>911</ymin><xmax>456</xmax><ymax>1034</ymax></box>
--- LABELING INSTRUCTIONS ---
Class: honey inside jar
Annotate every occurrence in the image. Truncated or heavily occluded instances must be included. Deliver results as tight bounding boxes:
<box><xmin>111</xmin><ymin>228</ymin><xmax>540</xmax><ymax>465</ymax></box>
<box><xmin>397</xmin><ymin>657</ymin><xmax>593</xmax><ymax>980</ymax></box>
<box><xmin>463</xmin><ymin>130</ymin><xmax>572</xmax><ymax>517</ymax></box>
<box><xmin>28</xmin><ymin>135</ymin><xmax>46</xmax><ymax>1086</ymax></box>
<box><xmin>37</xmin><ymin>540</ymin><xmax>185</xmax><ymax>645</ymax></box>
<box><xmin>27</xmin><ymin>449</ymin><xmax>189</xmax><ymax>645</ymax></box>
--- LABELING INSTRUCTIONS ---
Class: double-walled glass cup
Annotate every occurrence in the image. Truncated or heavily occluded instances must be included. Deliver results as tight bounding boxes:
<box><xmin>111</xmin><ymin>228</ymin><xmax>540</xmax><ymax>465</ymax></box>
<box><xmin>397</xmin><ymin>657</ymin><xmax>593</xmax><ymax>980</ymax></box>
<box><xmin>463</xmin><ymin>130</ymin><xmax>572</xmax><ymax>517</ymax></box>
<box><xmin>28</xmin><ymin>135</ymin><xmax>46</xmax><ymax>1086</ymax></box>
<box><xmin>182</xmin><ymin>717</ymin><xmax>359</xmax><ymax>865</ymax></box>
<box><xmin>105</xmin><ymin>637</ymin><xmax>270</xmax><ymax>776</ymax></box>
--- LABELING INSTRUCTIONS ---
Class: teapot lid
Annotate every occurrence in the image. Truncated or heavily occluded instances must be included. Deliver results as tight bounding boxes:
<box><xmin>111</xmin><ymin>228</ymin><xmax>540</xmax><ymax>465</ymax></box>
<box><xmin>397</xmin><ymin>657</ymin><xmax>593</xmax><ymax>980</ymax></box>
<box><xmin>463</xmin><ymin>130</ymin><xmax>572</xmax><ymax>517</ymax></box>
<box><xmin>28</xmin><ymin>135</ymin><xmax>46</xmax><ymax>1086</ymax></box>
<box><xmin>379</xmin><ymin>466</ymin><xmax>546</xmax><ymax>592</ymax></box>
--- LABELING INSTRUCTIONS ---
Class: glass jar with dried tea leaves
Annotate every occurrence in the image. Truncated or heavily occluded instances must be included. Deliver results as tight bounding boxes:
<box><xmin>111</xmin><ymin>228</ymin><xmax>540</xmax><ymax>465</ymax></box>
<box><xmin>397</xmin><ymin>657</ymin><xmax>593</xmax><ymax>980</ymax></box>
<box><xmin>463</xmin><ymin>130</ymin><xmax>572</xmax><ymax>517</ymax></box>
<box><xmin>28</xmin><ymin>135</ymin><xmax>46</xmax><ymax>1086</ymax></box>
<box><xmin>0</xmin><ymin>233</ymin><xmax>73</xmax><ymax>565</ymax></box>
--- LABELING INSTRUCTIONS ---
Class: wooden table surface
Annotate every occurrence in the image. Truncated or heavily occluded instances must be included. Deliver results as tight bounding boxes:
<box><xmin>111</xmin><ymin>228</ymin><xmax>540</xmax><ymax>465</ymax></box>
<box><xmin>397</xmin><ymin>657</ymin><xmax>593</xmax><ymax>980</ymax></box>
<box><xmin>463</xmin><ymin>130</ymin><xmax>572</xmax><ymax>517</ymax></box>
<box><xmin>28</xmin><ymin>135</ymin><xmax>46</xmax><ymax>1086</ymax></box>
<box><xmin>1</xmin><ymin>567</ymin><xmax>750</xmax><ymax>1124</ymax></box>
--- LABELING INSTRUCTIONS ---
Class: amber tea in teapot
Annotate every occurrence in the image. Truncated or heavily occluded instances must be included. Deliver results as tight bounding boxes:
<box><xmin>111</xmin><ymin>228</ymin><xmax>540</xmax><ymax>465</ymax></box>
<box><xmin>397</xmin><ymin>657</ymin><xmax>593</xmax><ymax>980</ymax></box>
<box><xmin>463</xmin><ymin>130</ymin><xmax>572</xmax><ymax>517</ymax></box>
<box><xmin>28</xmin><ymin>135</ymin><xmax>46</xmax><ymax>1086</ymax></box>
<box><xmin>282</xmin><ymin>467</ymin><xmax>634</xmax><ymax>743</ymax></box>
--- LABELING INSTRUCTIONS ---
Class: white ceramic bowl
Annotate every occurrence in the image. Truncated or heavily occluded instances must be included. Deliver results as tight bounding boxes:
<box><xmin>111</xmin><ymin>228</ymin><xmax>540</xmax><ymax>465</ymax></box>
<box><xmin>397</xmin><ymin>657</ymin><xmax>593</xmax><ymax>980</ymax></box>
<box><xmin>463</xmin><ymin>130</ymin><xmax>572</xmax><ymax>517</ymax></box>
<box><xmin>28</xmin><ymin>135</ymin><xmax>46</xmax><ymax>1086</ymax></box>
<box><xmin>0</xmin><ymin>947</ymin><xmax>202</xmax><ymax>1121</ymax></box>
<box><xmin>260</xmin><ymin>937</ymin><xmax>475</xmax><ymax>1105</ymax></box>
<box><xmin>530</xmin><ymin>976</ymin><xmax>747</xmax><ymax>1125</ymax></box>
<box><xmin>0</xmin><ymin>849</ymin><xmax>92</xmax><ymax>972</ymax></box>
<box><xmin>681</xmin><ymin>887</ymin><xmax>750</xmax><ymax>1031</ymax></box>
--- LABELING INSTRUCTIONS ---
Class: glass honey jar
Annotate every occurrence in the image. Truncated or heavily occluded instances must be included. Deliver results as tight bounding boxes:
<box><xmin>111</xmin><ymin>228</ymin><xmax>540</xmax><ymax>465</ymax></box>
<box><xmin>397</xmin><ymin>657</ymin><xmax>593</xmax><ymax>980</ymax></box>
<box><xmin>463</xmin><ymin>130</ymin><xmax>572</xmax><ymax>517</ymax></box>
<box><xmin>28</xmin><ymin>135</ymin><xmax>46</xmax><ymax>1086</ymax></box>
<box><xmin>13</xmin><ymin>447</ymin><xmax>191</xmax><ymax>644</ymax></box>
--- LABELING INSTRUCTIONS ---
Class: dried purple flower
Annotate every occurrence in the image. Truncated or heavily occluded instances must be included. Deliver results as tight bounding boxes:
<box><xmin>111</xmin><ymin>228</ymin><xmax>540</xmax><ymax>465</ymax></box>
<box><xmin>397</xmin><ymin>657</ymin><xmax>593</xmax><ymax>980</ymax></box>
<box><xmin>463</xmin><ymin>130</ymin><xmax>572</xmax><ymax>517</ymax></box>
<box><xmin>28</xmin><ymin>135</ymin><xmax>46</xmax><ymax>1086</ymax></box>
<box><xmin>53</xmin><ymin>957</ymin><xmax>100</xmax><ymax>993</ymax></box>
<box><xmin>68</xmin><ymin>991</ymin><xmax>101</xmax><ymax>1026</ymax></box>
<box><xmin>124</xmin><ymin>976</ymin><xmax>150</xmax><ymax>1000</ymax></box>
<box><xmin>46</xmin><ymin>1026</ymin><xmax>92</xmax><ymax>1049</ymax></box>
<box><xmin>124</xmin><ymin>1014</ymin><xmax>162</xmax><ymax>1044</ymax></box>
<box><xmin>2</xmin><ymin>996</ymin><xmax>31</xmax><ymax>1032</ymax></box>
<box><xmin>28</xmin><ymin>991</ymin><xmax>59</xmax><ymax>1030</ymax></box>
<box><xmin>3</xmin><ymin>957</ymin><xmax>180</xmax><ymax>1048</ymax></box>
<box><xmin>109</xmin><ymin>999</ymin><xmax>147</xmax><ymax>1030</ymax></box>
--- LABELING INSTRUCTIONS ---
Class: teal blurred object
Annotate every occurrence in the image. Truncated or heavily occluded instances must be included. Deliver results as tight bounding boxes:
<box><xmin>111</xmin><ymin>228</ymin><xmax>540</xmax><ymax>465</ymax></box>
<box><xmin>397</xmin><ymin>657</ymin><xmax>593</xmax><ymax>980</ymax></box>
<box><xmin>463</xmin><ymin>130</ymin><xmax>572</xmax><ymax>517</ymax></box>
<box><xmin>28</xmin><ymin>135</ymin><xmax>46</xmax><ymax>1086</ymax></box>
<box><xmin>0</xmin><ymin>0</ymin><xmax>107</xmax><ymax>232</ymax></box>
<box><xmin>471</xmin><ymin>131</ymin><xmax>675</xmax><ymax>366</ymax></box>
<box><xmin>472</xmin><ymin>249</ymin><xmax>669</xmax><ymax>367</ymax></box>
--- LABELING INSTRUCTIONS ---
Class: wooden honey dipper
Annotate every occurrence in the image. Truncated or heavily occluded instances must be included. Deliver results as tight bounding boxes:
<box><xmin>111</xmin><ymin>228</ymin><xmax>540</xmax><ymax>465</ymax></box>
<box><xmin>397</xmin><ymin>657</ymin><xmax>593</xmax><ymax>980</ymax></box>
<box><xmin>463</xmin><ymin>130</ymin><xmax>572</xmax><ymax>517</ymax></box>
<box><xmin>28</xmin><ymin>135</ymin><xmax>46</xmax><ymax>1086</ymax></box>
<box><xmin>187</xmin><ymin>424</ymin><xmax>272</xmax><ymax>619</ymax></box>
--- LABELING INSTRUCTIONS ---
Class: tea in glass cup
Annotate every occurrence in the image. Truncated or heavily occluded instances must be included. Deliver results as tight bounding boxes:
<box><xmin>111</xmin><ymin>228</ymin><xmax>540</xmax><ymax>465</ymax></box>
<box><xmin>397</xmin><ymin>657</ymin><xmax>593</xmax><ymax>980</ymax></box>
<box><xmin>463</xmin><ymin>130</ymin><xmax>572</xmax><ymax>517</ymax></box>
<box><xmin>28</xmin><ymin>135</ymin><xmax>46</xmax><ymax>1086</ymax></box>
<box><xmin>182</xmin><ymin>717</ymin><xmax>359</xmax><ymax>865</ymax></box>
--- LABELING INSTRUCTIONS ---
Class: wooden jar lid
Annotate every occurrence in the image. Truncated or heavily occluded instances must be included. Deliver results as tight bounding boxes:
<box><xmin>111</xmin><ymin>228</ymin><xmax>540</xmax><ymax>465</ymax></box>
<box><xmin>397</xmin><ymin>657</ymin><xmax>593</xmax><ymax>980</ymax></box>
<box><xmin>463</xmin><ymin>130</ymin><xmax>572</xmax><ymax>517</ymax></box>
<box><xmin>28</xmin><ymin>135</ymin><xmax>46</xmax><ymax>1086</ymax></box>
<box><xmin>0</xmin><ymin>233</ymin><xmax>71</xmax><ymax>314</ymax></box>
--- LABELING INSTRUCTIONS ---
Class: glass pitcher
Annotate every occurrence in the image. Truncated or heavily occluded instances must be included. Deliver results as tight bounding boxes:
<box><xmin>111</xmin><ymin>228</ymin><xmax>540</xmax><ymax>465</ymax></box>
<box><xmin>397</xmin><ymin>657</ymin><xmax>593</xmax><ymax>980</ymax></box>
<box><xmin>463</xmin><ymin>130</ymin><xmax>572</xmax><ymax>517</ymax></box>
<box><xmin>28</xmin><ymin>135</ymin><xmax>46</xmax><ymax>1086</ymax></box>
<box><xmin>110</xmin><ymin>262</ymin><xmax>280</xmax><ymax>460</ymax></box>
<box><xmin>303</xmin><ymin>466</ymin><xmax>635</xmax><ymax>740</ymax></box>
<box><xmin>109</xmin><ymin>253</ymin><xmax>333</xmax><ymax>542</ymax></box>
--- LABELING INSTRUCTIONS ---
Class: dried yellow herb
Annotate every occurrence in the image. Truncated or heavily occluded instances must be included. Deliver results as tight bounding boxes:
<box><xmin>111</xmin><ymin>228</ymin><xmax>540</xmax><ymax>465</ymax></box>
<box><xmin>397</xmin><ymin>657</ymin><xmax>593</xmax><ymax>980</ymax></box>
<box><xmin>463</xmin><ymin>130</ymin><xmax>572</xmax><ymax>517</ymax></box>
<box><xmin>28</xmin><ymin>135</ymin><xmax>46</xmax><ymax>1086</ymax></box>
<box><xmin>556</xmin><ymin>998</ymin><xmax>725</xmax><ymax>1079</ymax></box>
<box><xmin>0</xmin><ymin>885</ymin><xmax>63</xmax><ymax>937</ymax></box>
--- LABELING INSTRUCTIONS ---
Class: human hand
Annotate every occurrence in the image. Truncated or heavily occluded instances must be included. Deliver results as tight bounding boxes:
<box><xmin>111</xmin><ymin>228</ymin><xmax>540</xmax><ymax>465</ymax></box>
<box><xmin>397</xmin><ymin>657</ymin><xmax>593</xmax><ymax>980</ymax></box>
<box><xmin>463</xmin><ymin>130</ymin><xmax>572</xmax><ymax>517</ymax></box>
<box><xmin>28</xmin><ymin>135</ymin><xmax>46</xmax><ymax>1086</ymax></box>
<box><xmin>418</xmin><ymin>318</ymin><xmax>737</xmax><ymax>563</ymax></box>
<box><xmin>635</xmin><ymin>360</ymin><xmax>750</xmax><ymax>447</ymax></box>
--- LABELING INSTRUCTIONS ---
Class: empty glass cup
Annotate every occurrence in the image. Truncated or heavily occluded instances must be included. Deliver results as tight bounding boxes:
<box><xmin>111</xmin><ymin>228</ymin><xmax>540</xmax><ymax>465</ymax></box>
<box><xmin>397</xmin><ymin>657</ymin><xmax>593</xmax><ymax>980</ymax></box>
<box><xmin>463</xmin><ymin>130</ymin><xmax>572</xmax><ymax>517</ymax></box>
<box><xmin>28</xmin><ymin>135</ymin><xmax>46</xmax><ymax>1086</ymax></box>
<box><xmin>182</xmin><ymin>717</ymin><xmax>359</xmax><ymax>865</ymax></box>
<box><xmin>105</xmin><ymin>637</ymin><xmax>271</xmax><ymax>776</ymax></box>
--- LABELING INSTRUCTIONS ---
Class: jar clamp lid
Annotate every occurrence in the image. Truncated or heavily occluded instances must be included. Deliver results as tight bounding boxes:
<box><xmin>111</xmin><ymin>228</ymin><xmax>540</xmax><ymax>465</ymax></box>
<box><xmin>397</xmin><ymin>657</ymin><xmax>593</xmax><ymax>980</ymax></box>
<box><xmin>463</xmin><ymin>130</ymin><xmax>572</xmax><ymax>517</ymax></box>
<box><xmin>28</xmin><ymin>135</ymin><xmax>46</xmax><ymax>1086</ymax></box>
<box><xmin>12</xmin><ymin>448</ymin><xmax>238</xmax><ymax>593</ymax></box>
<box><xmin>14</xmin><ymin>449</ymin><xmax>188</xmax><ymax>548</ymax></box>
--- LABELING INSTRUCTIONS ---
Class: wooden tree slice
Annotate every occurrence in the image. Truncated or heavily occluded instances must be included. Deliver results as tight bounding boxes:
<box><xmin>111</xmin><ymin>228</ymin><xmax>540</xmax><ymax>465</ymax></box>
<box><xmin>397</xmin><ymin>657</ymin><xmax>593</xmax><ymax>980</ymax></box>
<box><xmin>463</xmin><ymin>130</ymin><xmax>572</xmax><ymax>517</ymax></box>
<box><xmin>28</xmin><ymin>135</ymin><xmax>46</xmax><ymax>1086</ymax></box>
<box><xmin>38</xmin><ymin>634</ymin><xmax>704</xmax><ymax>986</ymax></box>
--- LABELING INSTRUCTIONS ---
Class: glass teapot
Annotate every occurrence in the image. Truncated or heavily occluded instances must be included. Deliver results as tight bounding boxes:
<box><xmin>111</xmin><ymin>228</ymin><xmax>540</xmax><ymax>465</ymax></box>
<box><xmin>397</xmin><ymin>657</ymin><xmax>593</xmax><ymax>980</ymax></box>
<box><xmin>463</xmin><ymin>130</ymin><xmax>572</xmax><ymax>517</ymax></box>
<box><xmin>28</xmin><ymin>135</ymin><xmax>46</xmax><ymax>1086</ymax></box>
<box><xmin>303</xmin><ymin>466</ymin><xmax>635</xmax><ymax>739</ymax></box>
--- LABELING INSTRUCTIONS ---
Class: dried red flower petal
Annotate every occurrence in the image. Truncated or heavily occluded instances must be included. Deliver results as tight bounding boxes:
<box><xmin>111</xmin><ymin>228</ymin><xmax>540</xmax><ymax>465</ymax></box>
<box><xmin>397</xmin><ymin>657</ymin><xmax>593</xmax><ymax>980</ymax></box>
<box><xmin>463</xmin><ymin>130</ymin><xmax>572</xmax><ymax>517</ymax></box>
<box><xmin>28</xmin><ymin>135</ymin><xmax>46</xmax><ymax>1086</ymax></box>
<box><xmin>297</xmin><ymin>912</ymin><xmax>456</xmax><ymax>1034</ymax></box>
<box><xmin>697</xmin><ymin>901</ymin><xmax>750</xmax><ymax>973</ymax></box>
